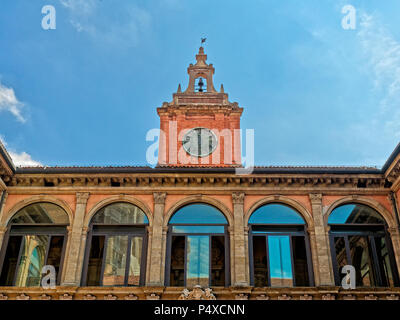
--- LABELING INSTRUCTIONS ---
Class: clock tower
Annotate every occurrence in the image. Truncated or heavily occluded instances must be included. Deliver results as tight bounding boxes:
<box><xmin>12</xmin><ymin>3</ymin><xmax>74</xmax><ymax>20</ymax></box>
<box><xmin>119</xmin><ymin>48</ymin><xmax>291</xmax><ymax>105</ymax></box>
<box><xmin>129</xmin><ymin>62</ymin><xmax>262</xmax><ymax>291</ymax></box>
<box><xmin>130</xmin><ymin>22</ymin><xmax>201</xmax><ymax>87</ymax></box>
<box><xmin>157</xmin><ymin>46</ymin><xmax>243</xmax><ymax>167</ymax></box>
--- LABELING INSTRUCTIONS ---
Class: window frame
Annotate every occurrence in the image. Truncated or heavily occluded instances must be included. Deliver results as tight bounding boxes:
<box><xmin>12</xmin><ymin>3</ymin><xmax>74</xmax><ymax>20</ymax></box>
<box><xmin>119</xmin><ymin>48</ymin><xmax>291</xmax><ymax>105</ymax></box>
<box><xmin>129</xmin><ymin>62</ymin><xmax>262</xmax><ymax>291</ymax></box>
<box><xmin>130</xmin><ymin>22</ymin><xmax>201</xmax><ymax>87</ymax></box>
<box><xmin>165</xmin><ymin>222</ymin><xmax>230</xmax><ymax>287</ymax></box>
<box><xmin>81</xmin><ymin>223</ymin><xmax>148</xmax><ymax>287</ymax></box>
<box><xmin>248</xmin><ymin>223</ymin><xmax>314</xmax><ymax>287</ymax></box>
<box><xmin>329</xmin><ymin>225</ymin><xmax>399</xmax><ymax>287</ymax></box>
<box><xmin>0</xmin><ymin>223</ymin><xmax>68</xmax><ymax>286</ymax></box>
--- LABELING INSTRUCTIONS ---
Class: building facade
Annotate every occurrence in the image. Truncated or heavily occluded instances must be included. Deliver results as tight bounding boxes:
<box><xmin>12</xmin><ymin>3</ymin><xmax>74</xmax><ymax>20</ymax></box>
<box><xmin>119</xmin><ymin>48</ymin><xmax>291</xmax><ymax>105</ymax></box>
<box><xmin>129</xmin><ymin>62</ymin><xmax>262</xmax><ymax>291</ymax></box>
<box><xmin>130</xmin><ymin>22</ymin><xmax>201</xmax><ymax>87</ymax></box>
<box><xmin>0</xmin><ymin>47</ymin><xmax>400</xmax><ymax>300</ymax></box>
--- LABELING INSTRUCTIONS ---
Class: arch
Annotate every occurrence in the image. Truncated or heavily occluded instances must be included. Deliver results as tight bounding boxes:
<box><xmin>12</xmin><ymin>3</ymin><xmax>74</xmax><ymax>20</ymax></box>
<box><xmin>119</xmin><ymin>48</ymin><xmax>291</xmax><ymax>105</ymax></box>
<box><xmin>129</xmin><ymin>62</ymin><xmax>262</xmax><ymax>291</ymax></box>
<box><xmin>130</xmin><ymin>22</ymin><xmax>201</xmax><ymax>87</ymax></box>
<box><xmin>84</xmin><ymin>195</ymin><xmax>153</xmax><ymax>228</ymax></box>
<box><xmin>323</xmin><ymin>196</ymin><xmax>396</xmax><ymax>228</ymax></box>
<box><xmin>245</xmin><ymin>196</ymin><xmax>314</xmax><ymax>228</ymax></box>
<box><xmin>164</xmin><ymin>195</ymin><xmax>233</xmax><ymax>227</ymax></box>
<box><xmin>3</xmin><ymin>196</ymin><xmax>73</xmax><ymax>226</ymax></box>
<box><xmin>170</xmin><ymin>203</ymin><xmax>227</xmax><ymax>224</ymax></box>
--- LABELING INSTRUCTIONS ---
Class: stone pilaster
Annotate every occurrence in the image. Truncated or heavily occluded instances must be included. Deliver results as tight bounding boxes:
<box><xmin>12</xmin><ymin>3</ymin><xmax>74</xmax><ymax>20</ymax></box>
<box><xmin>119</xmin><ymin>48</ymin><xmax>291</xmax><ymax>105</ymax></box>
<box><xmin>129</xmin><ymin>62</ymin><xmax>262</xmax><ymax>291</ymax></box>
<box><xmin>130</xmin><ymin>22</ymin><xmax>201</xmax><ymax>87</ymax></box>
<box><xmin>307</xmin><ymin>229</ymin><xmax>320</xmax><ymax>287</ymax></box>
<box><xmin>0</xmin><ymin>191</ymin><xmax>8</xmax><ymax>251</ymax></box>
<box><xmin>309</xmin><ymin>193</ymin><xmax>334</xmax><ymax>286</ymax></box>
<box><xmin>61</xmin><ymin>192</ymin><xmax>89</xmax><ymax>286</ymax></box>
<box><xmin>387</xmin><ymin>227</ymin><xmax>400</xmax><ymax>277</ymax></box>
<box><xmin>147</xmin><ymin>192</ymin><xmax>166</xmax><ymax>286</ymax></box>
<box><xmin>232</xmin><ymin>192</ymin><xmax>248</xmax><ymax>286</ymax></box>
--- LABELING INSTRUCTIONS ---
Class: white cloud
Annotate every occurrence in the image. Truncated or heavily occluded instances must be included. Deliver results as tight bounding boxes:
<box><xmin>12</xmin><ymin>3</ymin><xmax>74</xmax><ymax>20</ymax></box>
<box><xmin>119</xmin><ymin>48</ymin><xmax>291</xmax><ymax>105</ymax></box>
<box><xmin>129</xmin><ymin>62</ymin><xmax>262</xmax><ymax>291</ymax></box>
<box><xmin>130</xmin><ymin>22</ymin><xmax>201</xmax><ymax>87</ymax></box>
<box><xmin>0</xmin><ymin>136</ymin><xmax>42</xmax><ymax>167</ymax></box>
<box><xmin>357</xmin><ymin>13</ymin><xmax>400</xmax><ymax>136</ymax></box>
<box><xmin>0</xmin><ymin>81</ymin><xmax>25</xmax><ymax>122</ymax></box>
<box><xmin>8</xmin><ymin>151</ymin><xmax>42</xmax><ymax>167</ymax></box>
<box><xmin>60</xmin><ymin>0</ymin><xmax>152</xmax><ymax>47</ymax></box>
<box><xmin>60</xmin><ymin>0</ymin><xmax>96</xmax><ymax>15</ymax></box>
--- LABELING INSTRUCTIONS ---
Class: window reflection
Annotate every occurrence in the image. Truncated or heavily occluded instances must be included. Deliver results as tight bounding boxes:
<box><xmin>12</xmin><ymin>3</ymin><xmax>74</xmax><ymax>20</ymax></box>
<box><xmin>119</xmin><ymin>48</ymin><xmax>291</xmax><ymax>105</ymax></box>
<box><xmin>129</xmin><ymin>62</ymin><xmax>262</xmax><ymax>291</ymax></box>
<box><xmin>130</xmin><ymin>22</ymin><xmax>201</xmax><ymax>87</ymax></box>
<box><xmin>15</xmin><ymin>235</ymin><xmax>49</xmax><ymax>287</ymax></box>
<box><xmin>375</xmin><ymin>237</ymin><xmax>394</xmax><ymax>287</ymax></box>
<box><xmin>172</xmin><ymin>226</ymin><xmax>225</xmax><ymax>234</ymax></box>
<box><xmin>348</xmin><ymin>235</ymin><xmax>376</xmax><ymax>287</ymax></box>
<box><xmin>249</xmin><ymin>204</ymin><xmax>305</xmax><ymax>224</ymax></box>
<box><xmin>92</xmin><ymin>203</ymin><xmax>148</xmax><ymax>224</ymax></box>
<box><xmin>10</xmin><ymin>203</ymin><xmax>69</xmax><ymax>224</ymax></box>
<box><xmin>334</xmin><ymin>237</ymin><xmax>348</xmax><ymax>279</ymax></box>
<box><xmin>169</xmin><ymin>204</ymin><xmax>227</xmax><ymax>224</ymax></box>
<box><xmin>328</xmin><ymin>204</ymin><xmax>385</xmax><ymax>224</ymax></box>
<box><xmin>268</xmin><ymin>236</ymin><xmax>293</xmax><ymax>287</ymax></box>
<box><xmin>186</xmin><ymin>236</ymin><xmax>209</xmax><ymax>287</ymax></box>
<box><xmin>249</xmin><ymin>204</ymin><xmax>313</xmax><ymax>287</ymax></box>
<box><xmin>128</xmin><ymin>237</ymin><xmax>143</xmax><ymax>286</ymax></box>
<box><xmin>103</xmin><ymin>236</ymin><xmax>129</xmax><ymax>286</ymax></box>
<box><xmin>83</xmin><ymin>202</ymin><xmax>148</xmax><ymax>287</ymax></box>
<box><xmin>329</xmin><ymin>203</ymin><xmax>399</xmax><ymax>287</ymax></box>
<box><xmin>168</xmin><ymin>203</ymin><xmax>229</xmax><ymax>287</ymax></box>
<box><xmin>0</xmin><ymin>202</ymin><xmax>69</xmax><ymax>287</ymax></box>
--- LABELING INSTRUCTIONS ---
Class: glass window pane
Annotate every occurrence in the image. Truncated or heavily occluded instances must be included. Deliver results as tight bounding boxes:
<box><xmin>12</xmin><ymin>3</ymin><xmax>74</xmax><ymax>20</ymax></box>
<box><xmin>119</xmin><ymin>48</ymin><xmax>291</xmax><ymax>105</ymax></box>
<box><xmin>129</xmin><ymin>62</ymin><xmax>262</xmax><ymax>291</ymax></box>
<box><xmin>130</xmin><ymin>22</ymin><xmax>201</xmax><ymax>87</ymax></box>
<box><xmin>0</xmin><ymin>236</ymin><xmax>22</xmax><ymax>286</ymax></box>
<box><xmin>92</xmin><ymin>203</ymin><xmax>149</xmax><ymax>225</ymax></box>
<box><xmin>249</xmin><ymin>204</ymin><xmax>304</xmax><ymax>224</ymax></box>
<box><xmin>186</xmin><ymin>236</ymin><xmax>209</xmax><ymax>287</ymax></box>
<box><xmin>374</xmin><ymin>237</ymin><xmax>395</xmax><ymax>287</ymax></box>
<box><xmin>252</xmin><ymin>236</ymin><xmax>268</xmax><ymax>287</ymax></box>
<box><xmin>292</xmin><ymin>236</ymin><xmax>310</xmax><ymax>286</ymax></box>
<box><xmin>169</xmin><ymin>204</ymin><xmax>227</xmax><ymax>224</ymax></box>
<box><xmin>128</xmin><ymin>237</ymin><xmax>143</xmax><ymax>286</ymax></box>
<box><xmin>10</xmin><ymin>203</ymin><xmax>69</xmax><ymax>224</ymax></box>
<box><xmin>103</xmin><ymin>236</ymin><xmax>129</xmax><ymax>286</ymax></box>
<box><xmin>328</xmin><ymin>204</ymin><xmax>385</xmax><ymax>224</ymax></box>
<box><xmin>211</xmin><ymin>236</ymin><xmax>225</xmax><ymax>286</ymax></box>
<box><xmin>46</xmin><ymin>236</ymin><xmax>64</xmax><ymax>283</ymax></box>
<box><xmin>15</xmin><ymin>235</ymin><xmax>50</xmax><ymax>287</ymax></box>
<box><xmin>86</xmin><ymin>236</ymin><xmax>105</xmax><ymax>286</ymax></box>
<box><xmin>170</xmin><ymin>236</ymin><xmax>185</xmax><ymax>286</ymax></box>
<box><xmin>333</xmin><ymin>236</ymin><xmax>348</xmax><ymax>283</ymax></box>
<box><xmin>348</xmin><ymin>235</ymin><xmax>376</xmax><ymax>287</ymax></box>
<box><xmin>268</xmin><ymin>235</ymin><xmax>293</xmax><ymax>287</ymax></box>
<box><xmin>172</xmin><ymin>226</ymin><xmax>224</xmax><ymax>234</ymax></box>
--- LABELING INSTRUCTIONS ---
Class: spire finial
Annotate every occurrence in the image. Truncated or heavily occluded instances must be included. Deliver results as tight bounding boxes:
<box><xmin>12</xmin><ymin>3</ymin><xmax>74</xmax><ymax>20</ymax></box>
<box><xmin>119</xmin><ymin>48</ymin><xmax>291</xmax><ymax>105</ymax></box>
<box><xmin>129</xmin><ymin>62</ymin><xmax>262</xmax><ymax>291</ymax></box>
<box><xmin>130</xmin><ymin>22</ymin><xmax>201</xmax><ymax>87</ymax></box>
<box><xmin>220</xmin><ymin>84</ymin><xmax>224</xmax><ymax>93</ymax></box>
<box><xmin>177</xmin><ymin>84</ymin><xmax>182</xmax><ymax>93</ymax></box>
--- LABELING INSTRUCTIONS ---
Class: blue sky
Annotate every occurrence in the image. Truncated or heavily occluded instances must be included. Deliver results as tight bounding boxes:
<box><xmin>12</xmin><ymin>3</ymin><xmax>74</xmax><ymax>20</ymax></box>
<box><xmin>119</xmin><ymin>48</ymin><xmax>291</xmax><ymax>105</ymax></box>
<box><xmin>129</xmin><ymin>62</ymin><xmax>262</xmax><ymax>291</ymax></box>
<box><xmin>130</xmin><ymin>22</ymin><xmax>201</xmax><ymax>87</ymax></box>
<box><xmin>1</xmin><ymin>0</ymin><xmax>400</xmax><ymax>167</ymax></box>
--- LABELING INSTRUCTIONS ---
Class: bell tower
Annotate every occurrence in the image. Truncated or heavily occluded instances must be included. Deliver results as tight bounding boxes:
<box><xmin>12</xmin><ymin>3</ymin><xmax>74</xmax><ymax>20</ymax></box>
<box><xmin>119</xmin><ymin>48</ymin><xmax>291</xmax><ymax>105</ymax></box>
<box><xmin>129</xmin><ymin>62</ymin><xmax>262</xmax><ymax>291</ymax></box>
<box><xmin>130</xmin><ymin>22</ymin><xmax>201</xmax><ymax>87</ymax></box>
<box><xmin>157</xmin><ymin>46</ymin><xmax>243</xmax><ymax>167</ymax></box>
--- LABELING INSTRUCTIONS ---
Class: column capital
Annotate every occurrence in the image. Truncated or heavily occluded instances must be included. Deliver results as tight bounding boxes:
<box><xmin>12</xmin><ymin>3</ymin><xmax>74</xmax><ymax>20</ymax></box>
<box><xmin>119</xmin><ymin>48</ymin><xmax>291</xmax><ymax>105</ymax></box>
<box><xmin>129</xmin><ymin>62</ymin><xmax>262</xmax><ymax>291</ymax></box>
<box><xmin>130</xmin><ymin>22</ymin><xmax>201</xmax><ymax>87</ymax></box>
<box><xmin>76</xmin><ymin>192</ymin><xmax>90</xmax><ymax>205</ymax></box>
<box><xmin>153</xmin><ymin>192</ymin><xmax>166</xmax><ymax>205</ymax></box>
<box><xmin>309</xmin><ymin>193</ymin><xmax>322</xmax><ymax>204</ymax></box>
<box><xmin>162</xmin><ymin>226</ymin><xmax>169</xmax><ymax>234</ymax></box>
<box><xmin>232</xmin><ymin>192</ymin><xmax>245</xmax><ymax>205</ymax></box>
<box><xmin>0</xmin><ymin>226</ymin><xmax>7</xmax><ymax>234</ymax></box>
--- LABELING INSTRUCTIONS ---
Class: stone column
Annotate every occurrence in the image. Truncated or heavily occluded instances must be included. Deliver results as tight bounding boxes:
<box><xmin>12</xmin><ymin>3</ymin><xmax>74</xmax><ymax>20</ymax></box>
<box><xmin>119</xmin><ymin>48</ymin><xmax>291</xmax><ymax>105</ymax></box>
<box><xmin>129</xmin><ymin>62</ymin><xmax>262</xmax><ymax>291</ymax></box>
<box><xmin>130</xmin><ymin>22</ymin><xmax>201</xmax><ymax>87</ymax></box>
<box><xmin>232</xmin><ymin>192</ymin><xmax>248</xmax><ymax>286</ymax></box>
<box><xmin>307</xmin><ymin>229</ymin><xmax>320</xmax><ymax>286</ymax></box>
<box><xmin>387</xmin><ymin>227</ymin><xmax>400</xmax><ymax>277</ymax></box>
<box><xmin>61</xmin><ymin>192</ymin><xmax>89</xmax><ymax>286</ymax></box>
<box><xmin>147</xmin><ymin>192</ymin><xmax>166</xmax><ymax>286</ymax></box>
<box><xmin>0</xmin><ymin>191</ymin><xmax>8</xmax><ymax>250</ymax></box>
<box><xmin>309</xmin><ymin>193</ymin><xmax>334</xmax><ymax>286</ymax></box>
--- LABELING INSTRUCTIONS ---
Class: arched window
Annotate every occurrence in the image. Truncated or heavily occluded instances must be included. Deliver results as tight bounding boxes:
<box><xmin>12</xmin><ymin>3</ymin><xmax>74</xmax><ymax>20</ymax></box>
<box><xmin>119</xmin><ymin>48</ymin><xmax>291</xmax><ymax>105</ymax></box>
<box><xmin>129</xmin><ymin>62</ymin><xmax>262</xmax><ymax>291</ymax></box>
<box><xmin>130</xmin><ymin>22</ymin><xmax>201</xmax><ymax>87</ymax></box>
<box><xmin>248</xmin><ymin>203</ymin><xmax>313</xmax><ymax>287</ymax></box>
<box><xmin>328</xmin><ymin>203</ymin><xmax>399</xmax><ymax>287</ymax></box>
<box><xmin>82</xmin><ymin>202</ymin><xmax>149</xmax><ymax>287</ymax></box>
<box><xmin>166</xmin><ymin>203</ymin><xmax>229</xmax><ymax>287</ymax></box>
<box><xmin>0</xmin><ymin>202</ymin><xmax>69</xmax><ymax>287</ymax></box>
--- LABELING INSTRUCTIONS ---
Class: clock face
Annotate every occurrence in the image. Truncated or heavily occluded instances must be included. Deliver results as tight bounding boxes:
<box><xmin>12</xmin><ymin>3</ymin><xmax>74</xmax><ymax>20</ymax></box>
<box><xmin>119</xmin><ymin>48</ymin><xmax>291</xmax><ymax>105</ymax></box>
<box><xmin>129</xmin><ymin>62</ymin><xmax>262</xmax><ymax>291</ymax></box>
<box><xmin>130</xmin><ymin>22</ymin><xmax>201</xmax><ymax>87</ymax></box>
<box><xmin>182</xmin><ymin>127</ymin><xmax>218</xmax><ymax>157</ymax></box>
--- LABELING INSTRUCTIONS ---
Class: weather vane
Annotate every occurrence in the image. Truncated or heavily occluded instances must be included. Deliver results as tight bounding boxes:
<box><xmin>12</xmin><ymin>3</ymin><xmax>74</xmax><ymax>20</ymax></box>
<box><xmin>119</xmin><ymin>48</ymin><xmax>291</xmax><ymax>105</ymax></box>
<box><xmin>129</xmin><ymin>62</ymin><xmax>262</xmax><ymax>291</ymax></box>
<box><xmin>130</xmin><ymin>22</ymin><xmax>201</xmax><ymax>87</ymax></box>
<box><xmin>201</xmin><ymin>37</ymin><xmax>207</xmax><ymax>47</ymax></box>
